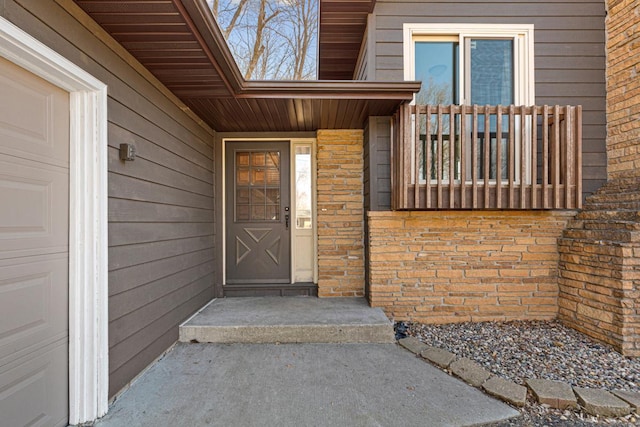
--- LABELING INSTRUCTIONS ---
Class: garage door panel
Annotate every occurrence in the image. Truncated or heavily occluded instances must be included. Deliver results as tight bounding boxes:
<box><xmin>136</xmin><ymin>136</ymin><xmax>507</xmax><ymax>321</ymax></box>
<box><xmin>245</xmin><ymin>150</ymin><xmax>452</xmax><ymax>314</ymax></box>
<box><xmin>0</xmin><ymin>255</ymin><xmax>68</xmax><ymax>366</ymax></box>
<box><xmin>0</xmin><ymin>54</ymin><xmax>70</xmax><ymax>425</ymax></box>
<box><xmin>0</xmin><ymin>343</ymin><xmax>68</xmax><ymax>427</ymax></box>
<box><xmin>0</xmin><ymin>56</ymin><xmax>69</xmax><ymax>169</ymax></box>
<box><xmin>0</xmin><ymin>155</ymin><xmax>68</xmax><ymax>259</ymax></box>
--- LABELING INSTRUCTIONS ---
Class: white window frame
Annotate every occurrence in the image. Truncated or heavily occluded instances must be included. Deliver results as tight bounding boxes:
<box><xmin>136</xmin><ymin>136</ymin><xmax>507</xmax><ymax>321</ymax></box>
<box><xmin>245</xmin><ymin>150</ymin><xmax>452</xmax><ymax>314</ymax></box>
<box><xmin>403</xmin><ymin>23</ymin><xmax>535</xmax><ymax>106</ymax></box>
<box><xmin>403</xmin><ymin>23</ymin><xmax>535</xmax><ymax>185</ymax></box>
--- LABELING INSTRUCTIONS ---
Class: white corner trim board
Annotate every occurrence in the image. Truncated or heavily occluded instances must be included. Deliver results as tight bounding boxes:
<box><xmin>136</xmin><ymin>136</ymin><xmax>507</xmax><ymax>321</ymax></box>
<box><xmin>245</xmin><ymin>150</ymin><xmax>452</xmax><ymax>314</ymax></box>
<box><xmin>0</xmin><ymin>17</ymin><xmax>109</xmax><ymax>425</ymax></box>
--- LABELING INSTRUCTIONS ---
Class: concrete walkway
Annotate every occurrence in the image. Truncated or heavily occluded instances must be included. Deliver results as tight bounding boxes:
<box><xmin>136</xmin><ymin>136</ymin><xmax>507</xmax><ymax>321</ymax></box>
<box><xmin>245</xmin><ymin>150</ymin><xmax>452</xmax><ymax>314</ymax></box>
<box><xmin>96</xmin><ymin>342</ymin><xmax>520</xmax><ymax>427</ymax></box>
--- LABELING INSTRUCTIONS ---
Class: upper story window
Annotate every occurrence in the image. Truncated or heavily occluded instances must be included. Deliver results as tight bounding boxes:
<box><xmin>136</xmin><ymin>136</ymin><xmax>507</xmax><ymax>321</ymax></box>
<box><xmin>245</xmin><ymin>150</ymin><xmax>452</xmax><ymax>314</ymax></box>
<box><xmin>403</xmin><ymin>24</ymin><xmax>535</xmax><ymax>107</ymax></box>
<box><xmin>403</xmin><ymin>24</ymin><xmax>535</xmax><ymax>183</ymax></box>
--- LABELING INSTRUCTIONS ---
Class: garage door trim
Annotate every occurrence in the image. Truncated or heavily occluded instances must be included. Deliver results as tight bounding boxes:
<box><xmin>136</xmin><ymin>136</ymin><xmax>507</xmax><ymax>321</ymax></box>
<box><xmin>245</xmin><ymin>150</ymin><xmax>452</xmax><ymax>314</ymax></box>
<box><xmin>0</xmin><ymin>16</ymin><xmax>109</xmax><ymax>425</ymax></box>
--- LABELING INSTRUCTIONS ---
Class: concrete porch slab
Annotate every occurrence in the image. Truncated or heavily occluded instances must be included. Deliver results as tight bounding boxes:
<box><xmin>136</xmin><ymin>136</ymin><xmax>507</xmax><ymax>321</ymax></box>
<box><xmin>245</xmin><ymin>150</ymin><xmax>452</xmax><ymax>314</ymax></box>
<box><xmin>95</xmin><ymin>343</ymin><xmax>520</xmax><ymax>427</ymax></box>
<box><xmin>179</xmin><ymin>297</ymin><xmax>395</xmax><ymax>344</ymax></box>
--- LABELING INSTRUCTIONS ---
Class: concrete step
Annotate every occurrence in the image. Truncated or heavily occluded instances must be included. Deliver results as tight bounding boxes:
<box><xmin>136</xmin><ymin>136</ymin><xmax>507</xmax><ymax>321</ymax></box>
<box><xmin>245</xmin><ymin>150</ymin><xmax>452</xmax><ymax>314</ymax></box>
<box><xmin>179</xmin><ymin>297</ymin><xmax>395</xmax><ymax>344</ymax></box>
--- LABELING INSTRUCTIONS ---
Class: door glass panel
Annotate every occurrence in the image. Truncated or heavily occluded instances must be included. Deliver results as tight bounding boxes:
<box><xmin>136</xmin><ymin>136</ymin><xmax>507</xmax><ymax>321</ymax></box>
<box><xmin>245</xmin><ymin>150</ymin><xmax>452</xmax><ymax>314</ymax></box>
<box><xmin>295</xmin><ymin>146</ymin><xmax>312</xmax><ymax>229</ymax></box>
<box><xmin>251</xmin><ymin>205</ymin><xmax>266</xmax><ymax>220</ymax></box>
<box><xmin>266</xmin><ymin>169</ymin><xmax>280</xmax><ymax>185</ymax></box>
<box><xmin>251</xmin><ymin>188</ymin><xmax>265</xmax><ymax>203</ymax></box>
<box><xmin>237</xmin><ymin>152</ymin><xmax>250</xmax><ymax>166</ymax></box>
<box><xmin>237</xmin><ymin>188</ymin><xmax>250</xmax><ymax>204</ymax></box>
<box><xmin>469</xmin><ymin>39</ymin><xmax>513</xmax><ymax>106</ymax></box>
<box><xmin>237</xmin><ymin>205</ymin><xmax>250</xmax><ymax>221</ymax></box>
<box><xmin>414</xmin><ymin>41</ymin><xmax>458</xmax><ymax>105</ymax></box>
<box><xmin>252</xmin><ymin>152</ymin><xmax>266</xmax><ymax>166</ymax></box>
<box><xmin>236</xmin><ymin>168</ymin><xmax>250</xmax><ymax>185</ymax></box>
<box><xmin>415</xmin><ymin>41</ymin><xmax>460</xmax><ymax>182</ymax></box>
<box><xmin>469</xmin><ymin>39</ymin><xmax>514</xmax><ymax>180</ymax></box>
<box><xmin>235</xmin><ymin>150</ymin><xmax>281</xmax><ymax>222</ymax></box>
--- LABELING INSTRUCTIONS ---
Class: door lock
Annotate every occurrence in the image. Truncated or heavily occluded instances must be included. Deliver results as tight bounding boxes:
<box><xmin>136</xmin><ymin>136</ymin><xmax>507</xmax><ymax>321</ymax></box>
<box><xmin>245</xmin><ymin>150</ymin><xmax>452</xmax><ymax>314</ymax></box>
<box><xmin>284</xmin><ymin>206</ymin><xmax>290</xmax><ymax>229</ymax></box>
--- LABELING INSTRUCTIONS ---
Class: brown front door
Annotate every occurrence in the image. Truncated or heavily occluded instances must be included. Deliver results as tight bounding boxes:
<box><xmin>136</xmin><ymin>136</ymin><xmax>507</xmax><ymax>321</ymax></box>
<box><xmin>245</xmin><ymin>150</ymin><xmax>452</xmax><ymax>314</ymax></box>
<box><xmin>225</xmin><ymin>141</ymin><xmax>291</xmax><ymax>284</ymax></box>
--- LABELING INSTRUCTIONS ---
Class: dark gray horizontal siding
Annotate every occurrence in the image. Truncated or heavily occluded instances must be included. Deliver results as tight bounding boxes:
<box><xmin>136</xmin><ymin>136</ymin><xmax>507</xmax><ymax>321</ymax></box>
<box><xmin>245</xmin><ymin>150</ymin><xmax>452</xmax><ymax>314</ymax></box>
<box><xmin>107</xmin><ymin>289</ymin><xmax>209</xmax><ymax>393</ymax></box>
<box><xmin>364</xmin><ymin>121</ymin><xmax>372</xmax><ymax>210</ymax></box>
<box><xmin>365</xmin><ymin>117</ymin><xmax>393</xmax><ymax>211</ymax></box>
<box><xmin>2</xmin><ymin>0</ymin><xmax>216</xmax><ymax>397</ymax></box>
<box><xmin>368</xmin><ymin>0</ymin><xmax>606</xmax><ymax>203</ymax></box>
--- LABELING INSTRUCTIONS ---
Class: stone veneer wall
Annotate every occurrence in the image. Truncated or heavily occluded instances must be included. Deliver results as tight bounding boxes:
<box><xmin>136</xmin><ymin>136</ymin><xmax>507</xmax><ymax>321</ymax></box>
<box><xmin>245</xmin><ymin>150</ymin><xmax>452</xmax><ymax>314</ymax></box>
<box><xmin>368</xmin><ymin>211</ymin><xmax>574</xmax><ymax>323</ymax></box>
<box><xmin>558</xmin><ymin>180</ymin><xmax>640</xmax><ymax>356</ymax></box>
<box><xmin>316</xmin><ymin>130</ymin><xmax>365</xmax><ymax>297</ymax></box>
<box><xmin>558</xmin><ymin>0</ymin><xmax>640</xmax><ymax>356</ymax></box>
<box><xmin>605</xmin><ymin>0</ymin><xmax>640</xmax><ymax>179</ymax></box>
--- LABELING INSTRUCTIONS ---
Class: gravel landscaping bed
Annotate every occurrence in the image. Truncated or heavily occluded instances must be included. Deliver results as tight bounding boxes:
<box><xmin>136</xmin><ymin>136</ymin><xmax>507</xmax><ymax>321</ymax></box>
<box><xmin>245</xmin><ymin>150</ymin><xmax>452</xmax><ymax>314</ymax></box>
<box><xmin>399</xmin><ymin>320</ymin><xmax>640</xmax><ymax>426</ymax></box>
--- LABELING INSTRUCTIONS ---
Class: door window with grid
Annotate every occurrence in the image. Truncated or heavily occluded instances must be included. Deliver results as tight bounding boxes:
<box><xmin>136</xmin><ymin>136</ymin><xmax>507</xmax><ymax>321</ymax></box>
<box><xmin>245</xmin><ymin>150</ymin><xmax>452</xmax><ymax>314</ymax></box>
<box><xmin>235</xmin><ymin>150</ymin><xmax>281</xmax><ymax>222</ymax></box>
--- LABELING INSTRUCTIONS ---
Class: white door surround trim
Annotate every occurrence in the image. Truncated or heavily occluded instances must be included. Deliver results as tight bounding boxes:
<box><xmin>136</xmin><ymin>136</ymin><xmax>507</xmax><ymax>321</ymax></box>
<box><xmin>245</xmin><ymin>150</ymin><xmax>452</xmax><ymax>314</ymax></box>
<box><xmin>0</xmin><ymin>16</ymin><xmax>109</xmax><ymax>425</ymax></box>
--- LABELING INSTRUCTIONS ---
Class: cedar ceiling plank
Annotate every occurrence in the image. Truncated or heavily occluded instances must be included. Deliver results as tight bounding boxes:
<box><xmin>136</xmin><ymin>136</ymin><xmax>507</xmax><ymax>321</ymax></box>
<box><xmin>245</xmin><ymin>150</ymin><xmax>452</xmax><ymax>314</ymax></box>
<box><xmin>234</xmin><ymin>98</ymin><xmax>265</xmax><ymax>132</ymax></box>
<box><xmin>175</xmin><ymin>87</ymin><xmax>232</xmax><ymax>97</ymax></box>
<box><xmin>212</xmin><ymin>100</ymin><xmax>239</xmax><ymax>131</ymax></box>
<box><xmin>287</xmin><ymin>99</ymin><xmax>301</xmax><ymax>131</ymax></box>
<box><xmin>119</xmin><ymin>41</ymin><xmax>203</xmax><ymax>51</ymax></box>
<box><xmin>312</xmin><ymin>99</ymin><xmax>322</xmax><ymax>129</ymax></box>
<box><xmin>274</xmin><ymin>100</ymin><xmax>294</xmax><ymax>132</ymax></box>
<box><xmin>292</xmin><ymin>99</ymin><xmax>306</xmax><ymax>131</ymax></box>
<box><xmin>355</xmin><ymin>100</ymin><xmax>369</xmax><ymax>128</ymax></box>
<box><xmin>205</xmin><ymin>99</ymin><xmax>236</xmax><ymax>131</ymax></box>
<box><xmin>190</xmin><ymin>99</ymin><xmax>225</xmax><ymax>131</ymax></box>
<box><xmin>87</xmin><ymin>14</ymin><xmax>184</xmax><ymax>25</ymax></box>
<box><xmin>246</xmin><ymin>98</ymin><xmax>274</xmax><ymax>132</ymax></box>
<box><xmin>75</xmin><ymin>1</ymin><xmax>177</xmax><ymax>14</ymax></box>
<box><xmin>321</xmin><ymin>12</ymin><xmax>369</xmax><ymax>20</ymax></box>
<box><xmin>259</xmin><ymin>99</ymin><xmax>279</xmax><ymax>131</ymax></box>
<box><xmin>327</xmin><ymin>99</ymin><xmax>339</xmax><ymax>129</ymax></box>
<box><xmin>320</xmin><ymin>99</ymin><xmax>331</xmax><ymax>128</ymax></box>
<box><xmin>316</xmin><ymin>55</ymin><xmax>360</xmax><ymax>65</ymax></box>
<box><xmin>334</xmin><ymin>98</ymin><xmax>349</xmax><ymax>128</ymax></box>
<box><xmin>141</xmin><ymin>61</ymin><xmax>214</xmax><ymax>69</ymax></box>
<box><xmin>107</xmin><ymin>33</ymin><xmax>196</xmax><ymax>42</ymax></box>
<box><xmin>131</xmin><ymin>50</ymin><xmax>207</xmax><ymax>58</ymax></box>
<box><xmin>303</xmin><ymin>99</ymin><xmax>313</xmax><ymax>130</ymax></box>
<box><xmin>320</xmin><ymin>22</ymin><xmax>367</xmax><ymax>30</ymax></box>
<box><xmin>155</xmin><ymin>68</ymin><xmax>219</xmax><ymax>77</ymax></box>
<box><xmin>318</xmin><ymin>0</ymin><xmax>372</xmax><ymax>79</ymax></box>
<box><xmin>169</xmin><ymin>82</ymin><xmax>227</xmax><ymax>90</ymax></box>
<box><xmin>99</xmin><ymin>23</ymin><xmax>190</xmax><ymax>32</ymax></box>
<box><xmin>260</xmin><ymin>99</ymin><xmax>284</xmax><ymax>132</ymax></box>
<box><xmin>320</xmin><ymin>0</ymin><xmax>373</xmax><ymax>13</ymax></box>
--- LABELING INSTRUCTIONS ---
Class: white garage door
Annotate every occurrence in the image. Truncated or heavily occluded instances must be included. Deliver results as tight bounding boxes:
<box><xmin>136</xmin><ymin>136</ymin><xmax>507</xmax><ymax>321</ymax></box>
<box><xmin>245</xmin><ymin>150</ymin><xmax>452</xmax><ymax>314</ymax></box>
<box><xmin>0</xmin><ymin>56</ymin><xmax>70</xmax><ymax>427</ymax></box>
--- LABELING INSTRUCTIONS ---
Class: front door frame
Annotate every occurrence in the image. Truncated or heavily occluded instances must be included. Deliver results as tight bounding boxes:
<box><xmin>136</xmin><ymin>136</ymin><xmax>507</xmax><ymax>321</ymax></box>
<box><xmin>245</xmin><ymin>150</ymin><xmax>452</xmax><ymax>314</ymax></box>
<box><xmin>219</xmin><ymin>136</ymin><xmax>317</xmax><ymax>289</ymax></box>
<box><xmin>224</xmin><ymin>140</ymin><xmax>292</xmax><ymax>284</ymax></box>
<box><xmin>0</xmin><ymin>17</ymin><xmax>109</xmax><ymax>424</ymax></box>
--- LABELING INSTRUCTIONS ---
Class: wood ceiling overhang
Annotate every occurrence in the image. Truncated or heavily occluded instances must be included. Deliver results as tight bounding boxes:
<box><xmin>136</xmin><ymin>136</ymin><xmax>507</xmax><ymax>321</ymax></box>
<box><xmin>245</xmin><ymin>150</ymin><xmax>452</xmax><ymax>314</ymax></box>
<box><xmin>74</xmin><ymin>0</ymin><xmax>418</xmax><ymax>132</ymax></box>
<box><xmin>318</xmin><ymin>0</ymin><xmax>375</xmax><ymax>80</ymax></box>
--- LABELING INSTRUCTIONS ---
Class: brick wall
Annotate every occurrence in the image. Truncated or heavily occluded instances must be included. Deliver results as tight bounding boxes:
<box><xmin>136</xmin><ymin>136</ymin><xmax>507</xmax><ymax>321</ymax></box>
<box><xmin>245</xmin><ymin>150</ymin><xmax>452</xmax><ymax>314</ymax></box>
<box><xmin>558</xmin><ymin>0</ymin><xmax>640</xmax><ymax>356</ymax></box>
<box><xmin>368</xmin><ymin>211</ymin><xmax>575</xmax><ymax>323</ymax></box>
<box><xmin>555</xmin><ymin>0</ymin><xmax>640</xmax><ymax>356</ymax></box>
<box><xmin>316</xmin><ymin>130</ymin><xmax>365</xmax><ymax>297</ymax></box>
<box><xmin>606</xmin><ymin>0</ymin><xmax>640</xmax><ymax>179</ymax></box>
<box><xmin>558</xmin><ymin>178</ymin><xmax>640</xmax><ymax>357</ymax></box>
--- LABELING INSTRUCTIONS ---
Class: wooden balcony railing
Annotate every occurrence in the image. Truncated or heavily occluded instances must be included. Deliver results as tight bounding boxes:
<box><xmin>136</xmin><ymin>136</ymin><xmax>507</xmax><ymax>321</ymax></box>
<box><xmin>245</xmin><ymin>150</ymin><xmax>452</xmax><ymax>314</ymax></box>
<box><xmin>391</xmin><ymin>104</ymin><xmax>582</xmax><ymax>210</ymax></box>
